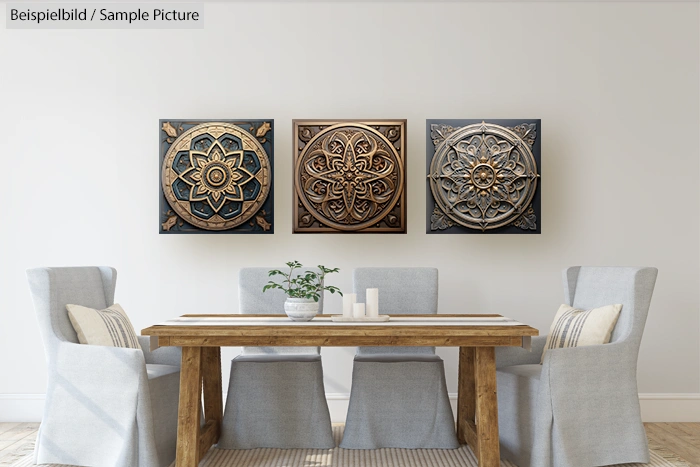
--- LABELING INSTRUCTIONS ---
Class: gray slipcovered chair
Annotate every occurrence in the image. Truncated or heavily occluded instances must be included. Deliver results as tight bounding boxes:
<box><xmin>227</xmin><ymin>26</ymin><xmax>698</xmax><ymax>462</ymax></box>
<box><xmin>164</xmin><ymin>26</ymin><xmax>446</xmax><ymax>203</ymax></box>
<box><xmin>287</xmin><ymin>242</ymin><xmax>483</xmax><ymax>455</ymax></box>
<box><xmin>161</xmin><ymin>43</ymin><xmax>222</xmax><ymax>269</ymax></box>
<box><xmin>217</xmin><ymin>267</ymin><xmax>334</xmax><ymax>449</ymax></box>
<box><xmin>26</xmin><ymin>266</ymin><xmax>181</xmax><ymax>467</ymax></box>
<box><xmin>495</xmin><ymin>266</ymin><xmax>658</xmax><ymax>467</ymax></box>
<box><xmin>340</xmin><ymin>267</ymin><xmax>459</xmax><ymax>449</ymax></box>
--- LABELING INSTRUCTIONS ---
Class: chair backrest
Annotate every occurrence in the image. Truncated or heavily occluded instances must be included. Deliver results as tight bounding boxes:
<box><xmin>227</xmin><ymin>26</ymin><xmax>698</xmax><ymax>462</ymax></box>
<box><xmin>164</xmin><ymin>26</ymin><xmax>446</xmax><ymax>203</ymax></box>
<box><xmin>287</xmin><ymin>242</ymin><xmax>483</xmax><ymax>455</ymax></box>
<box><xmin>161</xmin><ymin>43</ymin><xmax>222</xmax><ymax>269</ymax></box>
<box><xmin>239</xmin><ymin>267</ymin><xmax>324</xmax><ymax>315</ymax></box>
<box><xmin>353</xmin><ymin>267</ymin><xmax>438</xmax><ymax>356</ymax></box>
<box><xmin>353</xmin><ymin>267</ymin><xmax>438</xmax><ymax>314</ymax></box>
<box><xmin>26</xmin><ymin>266</ymin><xmax>117</xmax><ymax>360</ymax></box>
<box><xmin>563</xmin><ymin>266</ymin><xmax>657</xmax><ymax>349</ymax></box>
<box><xmin>239</xmin><ymin>267</ymin><xmax>322</xmax><ymax>355</ymax></box>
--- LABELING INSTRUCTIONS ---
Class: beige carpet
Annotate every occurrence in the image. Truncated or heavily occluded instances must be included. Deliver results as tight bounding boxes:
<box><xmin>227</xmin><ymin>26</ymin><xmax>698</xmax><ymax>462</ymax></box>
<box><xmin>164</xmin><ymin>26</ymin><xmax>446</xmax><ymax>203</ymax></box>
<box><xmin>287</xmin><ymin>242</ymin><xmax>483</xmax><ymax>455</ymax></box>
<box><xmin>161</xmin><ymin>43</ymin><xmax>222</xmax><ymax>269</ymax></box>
<box><xmin>9</xmin><ymin>426</ymin><xmax>691</xmax><ymax>467</ymax></box>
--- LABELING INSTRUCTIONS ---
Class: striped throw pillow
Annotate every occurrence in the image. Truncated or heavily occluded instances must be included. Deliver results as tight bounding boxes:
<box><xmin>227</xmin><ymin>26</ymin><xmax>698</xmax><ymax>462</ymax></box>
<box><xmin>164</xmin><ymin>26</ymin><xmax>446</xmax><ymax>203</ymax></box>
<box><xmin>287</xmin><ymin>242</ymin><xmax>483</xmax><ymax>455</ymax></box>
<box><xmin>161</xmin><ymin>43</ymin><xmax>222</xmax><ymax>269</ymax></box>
<box><xmin>541</xmin><ymin>303</ymin><xmax>622</xmax><ymax>363</ymax></box>
<box><xmin>66</xmin><ymin>303</ymin><xmax>140</xmax><ymax>349</ymax></box>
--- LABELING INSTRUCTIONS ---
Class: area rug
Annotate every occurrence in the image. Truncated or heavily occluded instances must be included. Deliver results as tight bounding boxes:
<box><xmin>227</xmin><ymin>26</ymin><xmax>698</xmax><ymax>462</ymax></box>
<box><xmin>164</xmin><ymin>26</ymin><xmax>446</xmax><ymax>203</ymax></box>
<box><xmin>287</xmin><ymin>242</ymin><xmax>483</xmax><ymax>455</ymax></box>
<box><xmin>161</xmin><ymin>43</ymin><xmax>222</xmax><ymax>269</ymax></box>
<box><xmin>9</xmin><ymin>426</ymin><xmax>691</xmax><ymax>467</ymax></box>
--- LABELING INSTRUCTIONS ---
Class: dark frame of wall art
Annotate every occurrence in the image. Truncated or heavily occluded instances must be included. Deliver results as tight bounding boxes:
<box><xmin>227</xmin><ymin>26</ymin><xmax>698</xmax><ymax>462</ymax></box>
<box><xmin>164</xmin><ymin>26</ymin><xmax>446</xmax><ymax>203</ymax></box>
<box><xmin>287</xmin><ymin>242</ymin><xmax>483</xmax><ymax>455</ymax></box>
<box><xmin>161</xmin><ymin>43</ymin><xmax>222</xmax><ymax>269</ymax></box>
<box><xmin>426</xmin><ymin>119</ymin><xmax>541</xmax><ymax>234</ymax></box>
<box><xmin>293</xmin><ymin>119</ymin><xmax>407</xmax><ymax>233</ymax></box>
<box><xmin>159</xmin><ymin>119</ymin><xmax>274</xmax><ymax>234</ymax></box>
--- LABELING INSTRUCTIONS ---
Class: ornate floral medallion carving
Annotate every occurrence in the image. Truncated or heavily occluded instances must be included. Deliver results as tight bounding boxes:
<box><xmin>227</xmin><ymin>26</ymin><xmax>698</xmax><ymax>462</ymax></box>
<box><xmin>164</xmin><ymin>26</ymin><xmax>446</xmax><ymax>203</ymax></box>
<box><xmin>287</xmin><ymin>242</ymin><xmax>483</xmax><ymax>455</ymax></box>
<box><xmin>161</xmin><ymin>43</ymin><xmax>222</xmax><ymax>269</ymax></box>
<box><xmin>159</xmin><ymin>120</ymin><xmax>273</xmax><ymax>233</ymax></box>
<box><xmin>427</xmin><ymin>119</ymin><xmax>541</xmax><ymax>234</ymax></box>
<box><xmin>293</xmin><ymin>120</ymin><xmax>406</xmax><ymax>233</ymax></box>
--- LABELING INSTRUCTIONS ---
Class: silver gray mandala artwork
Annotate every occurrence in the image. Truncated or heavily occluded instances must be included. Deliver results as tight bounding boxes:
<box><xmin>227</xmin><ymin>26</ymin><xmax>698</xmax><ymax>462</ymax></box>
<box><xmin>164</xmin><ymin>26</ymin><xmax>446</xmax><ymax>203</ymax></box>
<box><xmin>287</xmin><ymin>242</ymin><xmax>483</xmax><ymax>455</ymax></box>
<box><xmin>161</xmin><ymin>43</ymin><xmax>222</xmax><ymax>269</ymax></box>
<box><xmin>428</xmin><ymin>122</ymin><xmax>539</xmax><ymax>231</ymax></box>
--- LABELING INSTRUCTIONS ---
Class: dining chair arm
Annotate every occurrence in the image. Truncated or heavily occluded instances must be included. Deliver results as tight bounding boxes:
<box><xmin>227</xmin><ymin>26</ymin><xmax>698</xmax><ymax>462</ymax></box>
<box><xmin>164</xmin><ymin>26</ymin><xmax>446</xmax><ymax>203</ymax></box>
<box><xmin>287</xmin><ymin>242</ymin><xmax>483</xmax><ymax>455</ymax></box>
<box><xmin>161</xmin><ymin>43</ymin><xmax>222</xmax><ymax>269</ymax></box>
<box><xmin>542</xmin><ymin>340</ymin><xmax>637</xmax><ymax>396</ymax></box>
<box><xmin>138</xmin><ymin>336</ymin><xmax>182</xmax><ymax>367</ymax></box>
<box><xmin>495</xmin><ymin>335</ymin><xmax>547</xmax><ymax>369</ymax></box>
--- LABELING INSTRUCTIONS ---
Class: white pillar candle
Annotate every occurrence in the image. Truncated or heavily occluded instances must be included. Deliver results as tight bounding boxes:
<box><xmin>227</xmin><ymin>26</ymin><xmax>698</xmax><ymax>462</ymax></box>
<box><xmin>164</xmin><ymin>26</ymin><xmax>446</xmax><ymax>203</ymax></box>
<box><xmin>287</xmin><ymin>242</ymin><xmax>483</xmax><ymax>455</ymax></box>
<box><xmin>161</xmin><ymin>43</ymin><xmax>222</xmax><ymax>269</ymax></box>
<box><xmin>342</xmin><ymin>293</ymin><xmax>357</xmax><ymax>318</ymax></box>
<box><xmin>366</xmin><ymin>288</ymin><xmax>379</xmax><ymax>318</ymax></box>
<box><xmin>353</xmin><ymin>302</ymin><xmax>366</xmax><ymax>319</ymax></box>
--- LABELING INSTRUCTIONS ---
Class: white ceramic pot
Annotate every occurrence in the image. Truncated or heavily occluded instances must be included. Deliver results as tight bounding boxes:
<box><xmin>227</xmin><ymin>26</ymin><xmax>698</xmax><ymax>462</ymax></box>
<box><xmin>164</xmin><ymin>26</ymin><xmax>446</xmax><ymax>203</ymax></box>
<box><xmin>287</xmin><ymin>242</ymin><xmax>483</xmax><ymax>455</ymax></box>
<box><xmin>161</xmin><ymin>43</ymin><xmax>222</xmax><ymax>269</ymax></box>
<box><xmin>284</xmin><ymin>297</ymin><xmax>319</xmax><ymax>321</ymax></box>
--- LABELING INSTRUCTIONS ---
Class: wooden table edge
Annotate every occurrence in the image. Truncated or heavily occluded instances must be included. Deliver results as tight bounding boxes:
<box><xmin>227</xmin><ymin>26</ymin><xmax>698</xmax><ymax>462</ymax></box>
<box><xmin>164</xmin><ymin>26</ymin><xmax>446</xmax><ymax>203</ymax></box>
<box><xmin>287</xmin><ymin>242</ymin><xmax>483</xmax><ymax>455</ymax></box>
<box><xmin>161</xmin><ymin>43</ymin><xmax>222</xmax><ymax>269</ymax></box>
<box><xmin>142</xmin><ymin>316</ymin><xmax>538</xmax><ymax>337</ymax></box>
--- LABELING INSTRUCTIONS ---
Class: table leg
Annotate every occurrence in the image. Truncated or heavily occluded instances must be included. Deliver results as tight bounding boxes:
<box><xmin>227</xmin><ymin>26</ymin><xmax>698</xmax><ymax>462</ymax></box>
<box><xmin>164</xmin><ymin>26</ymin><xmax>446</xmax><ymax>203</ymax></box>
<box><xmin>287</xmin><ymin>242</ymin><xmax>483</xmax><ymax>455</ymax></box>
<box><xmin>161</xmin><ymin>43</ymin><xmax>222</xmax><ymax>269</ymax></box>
<box><xmin>176</xmin><ymin>346</ymin><xmax>203</xmax><ymax>467</ymax></box>
<box><xmin>457</xmin><ymin>347</ymin><xmax>476</xmax><ymax>446</ymax></box>
<box><xmin>199</xmin><ymin>347</ymin><xmax>223</xmax><ymax>461</ymax></box>
<box><xmin>474</xmin><ymin>347</ymin><xmax>499</xmax><ymax>467</ymax></box>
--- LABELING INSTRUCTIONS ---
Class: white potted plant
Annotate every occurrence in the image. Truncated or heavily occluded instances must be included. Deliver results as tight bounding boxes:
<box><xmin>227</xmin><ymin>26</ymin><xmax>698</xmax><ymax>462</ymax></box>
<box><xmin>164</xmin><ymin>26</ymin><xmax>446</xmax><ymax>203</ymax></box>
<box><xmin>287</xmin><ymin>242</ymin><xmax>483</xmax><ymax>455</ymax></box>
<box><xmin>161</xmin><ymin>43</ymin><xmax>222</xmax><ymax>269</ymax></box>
<box><xmin>263</xmin><ymin>261</ymin><xmax>342</xmax><ymax>321</ymax></box>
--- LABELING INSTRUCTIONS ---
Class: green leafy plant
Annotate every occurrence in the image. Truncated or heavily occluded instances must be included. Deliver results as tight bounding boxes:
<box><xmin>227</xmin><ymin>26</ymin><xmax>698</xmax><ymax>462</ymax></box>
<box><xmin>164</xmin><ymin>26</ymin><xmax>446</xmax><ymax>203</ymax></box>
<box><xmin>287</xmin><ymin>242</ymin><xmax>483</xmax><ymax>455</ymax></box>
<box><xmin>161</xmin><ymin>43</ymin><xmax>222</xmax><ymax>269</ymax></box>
<box><xmin>263</xmin><ymin>261</ymin><xmax>342</xmax><ymax>302</ymax></box>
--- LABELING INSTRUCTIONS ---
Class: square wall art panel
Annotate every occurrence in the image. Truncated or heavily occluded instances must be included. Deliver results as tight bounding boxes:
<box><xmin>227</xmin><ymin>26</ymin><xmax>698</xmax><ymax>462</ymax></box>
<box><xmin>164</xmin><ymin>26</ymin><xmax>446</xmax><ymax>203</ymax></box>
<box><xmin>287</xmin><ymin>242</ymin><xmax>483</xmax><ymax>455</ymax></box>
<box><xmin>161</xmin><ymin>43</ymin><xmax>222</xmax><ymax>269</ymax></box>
<box><xmin>293</xmin><ymin>120</ymin><xmax>406</xmax><ymax>233</ymax></box>
<box><xmin>426</xmin><ymin>119</ymin><xmax>541</xmax><ymax>234</ymax></box>
<box><xmin>159</xmin><ymin>120</ymin><xmax>274</xmax><ymax>234</ymax></box>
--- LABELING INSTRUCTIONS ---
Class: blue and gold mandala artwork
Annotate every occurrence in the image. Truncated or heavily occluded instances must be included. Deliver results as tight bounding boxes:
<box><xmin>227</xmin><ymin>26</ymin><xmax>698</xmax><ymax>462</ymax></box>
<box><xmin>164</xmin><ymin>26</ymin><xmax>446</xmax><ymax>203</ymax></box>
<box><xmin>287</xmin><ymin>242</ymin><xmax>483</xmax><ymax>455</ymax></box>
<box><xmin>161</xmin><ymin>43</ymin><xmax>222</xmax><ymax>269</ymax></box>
<box><xmin>159</xmin><ymin>120</ymin><xmax>273</xmax><ymax>234</ymax></box>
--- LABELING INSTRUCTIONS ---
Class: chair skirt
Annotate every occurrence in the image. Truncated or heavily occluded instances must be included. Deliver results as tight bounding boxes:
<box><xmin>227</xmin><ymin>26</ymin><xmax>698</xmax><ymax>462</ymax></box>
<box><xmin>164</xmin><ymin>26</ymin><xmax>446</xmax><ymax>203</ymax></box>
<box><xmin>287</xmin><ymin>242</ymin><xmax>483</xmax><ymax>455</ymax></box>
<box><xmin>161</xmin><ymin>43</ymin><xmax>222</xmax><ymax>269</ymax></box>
<box><xmin>340</xmin><ymin>355</ymin><xmax>459</xmax><ymax>449</ymax></box>
<box><xmin>497</xmin><ymin>363</ymin><xmax>650</xmax><ymax>467</ymax></box>
<box><xmin>218</xmin><ymin>354</ymin><xmax>334</xmax><ymax>449</ymax></box>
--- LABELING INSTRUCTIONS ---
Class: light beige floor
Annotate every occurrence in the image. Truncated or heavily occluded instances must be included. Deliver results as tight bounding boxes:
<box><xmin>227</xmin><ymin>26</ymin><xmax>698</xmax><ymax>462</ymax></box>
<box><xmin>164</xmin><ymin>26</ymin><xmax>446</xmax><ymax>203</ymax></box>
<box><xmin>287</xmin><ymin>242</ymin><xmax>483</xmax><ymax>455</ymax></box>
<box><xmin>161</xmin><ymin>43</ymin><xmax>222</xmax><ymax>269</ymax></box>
<box><xmin>0</xmin><ymin>423</ymin><xmax>36</xmax><ymax>466</ymax></box>
<box><xmin>0</xmin><ymin>422</ymin><xmax>698</xmax><ymax>467</ymax></box>
<box><xmin>644</xmin><ymin>423</ymin><xmax>700</xmax><ymax>467</ymax></box>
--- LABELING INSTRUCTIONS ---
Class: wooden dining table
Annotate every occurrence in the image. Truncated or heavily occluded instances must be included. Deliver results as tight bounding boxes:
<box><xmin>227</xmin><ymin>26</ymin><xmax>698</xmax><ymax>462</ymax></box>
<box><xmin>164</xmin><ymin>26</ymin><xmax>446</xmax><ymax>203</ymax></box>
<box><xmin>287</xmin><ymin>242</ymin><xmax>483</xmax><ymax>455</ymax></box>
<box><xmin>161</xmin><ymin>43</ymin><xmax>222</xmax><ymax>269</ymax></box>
<box><xmin>141</xmin><ymin>314</ymin><xmax>538</xmax><ymax>467</ymax></box>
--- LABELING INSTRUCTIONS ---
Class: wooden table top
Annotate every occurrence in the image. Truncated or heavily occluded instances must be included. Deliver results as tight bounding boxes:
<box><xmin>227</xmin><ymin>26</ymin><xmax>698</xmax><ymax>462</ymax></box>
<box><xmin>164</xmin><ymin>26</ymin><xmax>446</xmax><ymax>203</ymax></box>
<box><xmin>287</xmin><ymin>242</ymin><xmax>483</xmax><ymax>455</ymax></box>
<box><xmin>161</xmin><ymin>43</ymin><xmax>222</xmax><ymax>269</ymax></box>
<box><xmin>141</xmin><ymin>314</ymin><xmax>538</xmax><ymax>348</ymax></box>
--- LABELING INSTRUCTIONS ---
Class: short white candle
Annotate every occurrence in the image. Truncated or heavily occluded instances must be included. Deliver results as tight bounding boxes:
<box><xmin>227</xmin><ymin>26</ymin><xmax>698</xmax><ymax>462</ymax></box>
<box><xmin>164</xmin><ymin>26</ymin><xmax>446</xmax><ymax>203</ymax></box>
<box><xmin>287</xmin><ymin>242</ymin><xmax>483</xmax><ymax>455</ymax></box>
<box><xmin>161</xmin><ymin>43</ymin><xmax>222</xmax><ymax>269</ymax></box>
<box><xmin>353</xmin><ymin>302</ymin><xmax>366</xmax><ymax>319</ymax></box>
<box><xmin>342</xmin><ymin>293</ymin><xmax>357</xmax><ymax>318</ymax></box>
<box><xmin>366</xmin><ymin>288</ymin><xmax>379</xmax><ymax>318</ymax></box>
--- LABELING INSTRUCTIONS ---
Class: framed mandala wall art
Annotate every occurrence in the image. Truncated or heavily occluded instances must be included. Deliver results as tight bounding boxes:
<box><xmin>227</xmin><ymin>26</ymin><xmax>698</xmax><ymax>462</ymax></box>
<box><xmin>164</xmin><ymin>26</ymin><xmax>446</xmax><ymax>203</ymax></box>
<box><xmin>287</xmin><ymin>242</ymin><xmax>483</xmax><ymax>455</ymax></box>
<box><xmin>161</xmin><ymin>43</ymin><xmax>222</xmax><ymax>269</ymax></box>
<box><xmin>159</xmin><ymin>119</ymin><xmax>274</xmax><ymax>234</ymax></box>
<box><xmin>293</xmin><ymin>120</ymin><xmax>407</xmax><ymax>233</ymax></box>
<box><xmin>426</xmin><ymin>119</ymin><xmax>541</xmax><ymax>234</ymax></box>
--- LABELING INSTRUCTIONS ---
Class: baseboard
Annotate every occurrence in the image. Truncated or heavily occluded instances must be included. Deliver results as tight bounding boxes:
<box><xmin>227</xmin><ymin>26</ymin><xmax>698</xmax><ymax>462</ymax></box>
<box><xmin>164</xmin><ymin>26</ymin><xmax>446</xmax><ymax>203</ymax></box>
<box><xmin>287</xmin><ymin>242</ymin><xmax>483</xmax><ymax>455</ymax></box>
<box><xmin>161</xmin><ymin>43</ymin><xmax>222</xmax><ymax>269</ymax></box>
<box><xmin>0</xmin><ymin>394</ymin><xmax>45</xmax><ymax>422</ymax></box>
<box><xmin>328</xmin><ymin>393</ymin><xmax>700</xmax><ymax>424</ymax></box>
<box><xmin>638</xmin><ymin>393</ymin><xmax>700</xmax><ymax>422</ymax></box>
<box><xmin>326</xmin><ymin>393</ymin><xmax>352</xmax><ymax>423</ymax></box>
<box><xmin>3</xmin><ymin>393</ymin><xmax>699</xmax><ymax>423</ymax></box>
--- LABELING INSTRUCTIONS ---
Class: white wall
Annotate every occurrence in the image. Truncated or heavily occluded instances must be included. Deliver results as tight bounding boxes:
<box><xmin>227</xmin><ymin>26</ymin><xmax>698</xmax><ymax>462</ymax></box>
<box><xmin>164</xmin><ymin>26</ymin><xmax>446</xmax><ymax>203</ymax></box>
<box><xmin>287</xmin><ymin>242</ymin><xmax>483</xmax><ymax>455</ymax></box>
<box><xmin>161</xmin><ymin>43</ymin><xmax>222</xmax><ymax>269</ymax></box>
<box><xmin>0</xmin><ymin>1</ymin><xmax>698</xmax><ymax>421</ymax></box>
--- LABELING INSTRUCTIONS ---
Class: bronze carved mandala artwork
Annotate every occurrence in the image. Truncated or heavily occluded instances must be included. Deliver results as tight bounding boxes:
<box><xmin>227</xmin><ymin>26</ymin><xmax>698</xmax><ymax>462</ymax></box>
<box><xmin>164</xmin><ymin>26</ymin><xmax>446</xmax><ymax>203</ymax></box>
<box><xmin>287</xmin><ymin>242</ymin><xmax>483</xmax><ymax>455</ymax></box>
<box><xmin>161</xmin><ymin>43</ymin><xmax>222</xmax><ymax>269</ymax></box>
<box><xmin>427</xmin><ymin>119</ymin><xmax>541</xmax><ymax>234</ymax></box>
<box><xmin>159</xmin><ymin>120</ymin><xmax>274</xmax><ymax>234</ymax></box>
<box><xmin>294</xmin><ymin>120</ymin><xmax>406</xmax><ymax>233</ymax></box>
